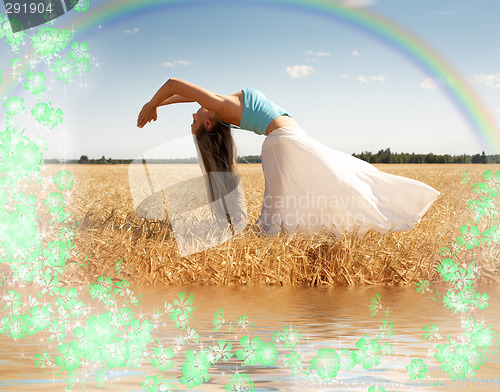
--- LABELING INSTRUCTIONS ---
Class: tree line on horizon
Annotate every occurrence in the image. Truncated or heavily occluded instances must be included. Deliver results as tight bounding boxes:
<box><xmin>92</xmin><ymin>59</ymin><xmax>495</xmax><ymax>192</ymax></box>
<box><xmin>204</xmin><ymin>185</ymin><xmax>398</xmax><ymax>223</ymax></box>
<box><xmin>352</xmin><ymin>149</ymin><xmax>499</xmax><ymax>164</ymax></box>
<box><xmin>43</xmin><ymin>150</ymin><xmax>500</xmax><ymax>165</ymax></box>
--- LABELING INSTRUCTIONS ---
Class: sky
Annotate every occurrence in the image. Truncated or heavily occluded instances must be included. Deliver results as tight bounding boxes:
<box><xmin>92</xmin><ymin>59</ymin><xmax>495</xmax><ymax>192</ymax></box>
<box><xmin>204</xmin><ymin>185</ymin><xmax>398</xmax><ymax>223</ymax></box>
<box><xmin>2</xmin><ymin>0</ymin><xmax>500</xmax><ymax>159</ymax></box>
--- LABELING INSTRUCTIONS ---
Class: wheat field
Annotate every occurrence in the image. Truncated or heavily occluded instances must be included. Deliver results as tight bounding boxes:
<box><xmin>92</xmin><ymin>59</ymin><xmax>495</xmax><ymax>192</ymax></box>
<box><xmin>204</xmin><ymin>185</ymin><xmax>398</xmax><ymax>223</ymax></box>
<box><xmin>43</xmin><ymin>163</ymin><xmax>500</xmax><ymax>287</ymax></box>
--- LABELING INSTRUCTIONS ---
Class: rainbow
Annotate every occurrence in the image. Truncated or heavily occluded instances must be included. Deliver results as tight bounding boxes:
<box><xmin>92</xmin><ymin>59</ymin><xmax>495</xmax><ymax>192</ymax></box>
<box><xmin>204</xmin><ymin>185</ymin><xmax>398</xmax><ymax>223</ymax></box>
<box><xmin>2</xmin><ymin>0</ymin><xmax>500</xmax><ymax>152</ymax></box>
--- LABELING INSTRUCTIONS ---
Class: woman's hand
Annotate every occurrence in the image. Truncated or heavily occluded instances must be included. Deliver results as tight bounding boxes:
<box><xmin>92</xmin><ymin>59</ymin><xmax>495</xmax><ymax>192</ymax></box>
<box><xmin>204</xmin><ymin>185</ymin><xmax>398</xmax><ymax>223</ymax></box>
<box><xmin>137</xmin><ymin>101</ymin><xmax>158</xmax><ymax>128</ymax></box>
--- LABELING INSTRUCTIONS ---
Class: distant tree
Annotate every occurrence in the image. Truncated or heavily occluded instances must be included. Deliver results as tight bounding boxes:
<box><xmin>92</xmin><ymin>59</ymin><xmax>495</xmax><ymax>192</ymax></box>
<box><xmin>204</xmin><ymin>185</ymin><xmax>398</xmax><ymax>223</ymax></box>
<box><xmin>480</xmin><ymin>151</ymin><xmax>489</xmax><ymax>164</ymax></box>
<box><xmin>424</xmin><ymin>153</ymin><xmax>435</xmax><ymax>163</ymax></box>
<box><xmin>471</xmin><ymin>153</ymin><xmax>481</xmax><ymax>164</ymax></box>
<box><xmin>79</xmin><ymin>155</ymin><xmax>89</xmax><ymax>164</ymax></box>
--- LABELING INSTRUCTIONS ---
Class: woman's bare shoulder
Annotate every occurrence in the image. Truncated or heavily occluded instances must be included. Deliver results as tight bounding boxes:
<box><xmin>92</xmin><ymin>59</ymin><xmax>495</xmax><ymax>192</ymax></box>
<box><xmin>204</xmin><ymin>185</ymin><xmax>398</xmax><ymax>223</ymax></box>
<box><xmin>216</xmin><ymin>91</ymin><xmax>244</xmax><ymax>126</ymax></box>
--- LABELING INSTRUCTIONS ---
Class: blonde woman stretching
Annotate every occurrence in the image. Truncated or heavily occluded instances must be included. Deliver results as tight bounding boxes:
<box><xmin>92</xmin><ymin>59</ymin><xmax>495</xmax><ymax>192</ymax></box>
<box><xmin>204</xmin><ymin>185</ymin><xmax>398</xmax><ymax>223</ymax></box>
<box><xmin>137</xmin><ymin>78</ymin><xmax>439</xmax><ymax>236</ymax></box>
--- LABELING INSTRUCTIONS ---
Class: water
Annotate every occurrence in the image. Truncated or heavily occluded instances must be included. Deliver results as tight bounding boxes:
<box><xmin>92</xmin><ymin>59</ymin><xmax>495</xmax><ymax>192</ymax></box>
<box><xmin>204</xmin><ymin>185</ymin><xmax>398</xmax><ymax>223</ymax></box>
<box><xmin>0</xmin><ymin>285</ymin><xmax>499</xmax><ymax>391</ymax></box>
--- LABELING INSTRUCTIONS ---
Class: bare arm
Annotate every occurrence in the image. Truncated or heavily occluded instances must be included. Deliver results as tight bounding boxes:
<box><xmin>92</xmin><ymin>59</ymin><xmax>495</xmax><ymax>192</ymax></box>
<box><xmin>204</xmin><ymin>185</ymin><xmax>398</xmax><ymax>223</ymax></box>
<box><xmin>158</xmin><ymin>94</ymin><xmax>194</xmax><ymax>106</ymax></box>
<box><xmin>137</xmin><ymin>78</ymin><xmax>241</xmax><ymax>128</ymax></box>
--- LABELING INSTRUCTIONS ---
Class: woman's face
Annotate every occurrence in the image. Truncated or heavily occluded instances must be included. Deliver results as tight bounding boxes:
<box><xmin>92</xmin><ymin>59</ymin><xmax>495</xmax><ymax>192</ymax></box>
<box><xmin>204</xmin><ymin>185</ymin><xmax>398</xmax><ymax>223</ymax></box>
<box><xmin>191</xmin><ymin>107</ymin><xmax>216</xmax><ymax>135</ymax></box>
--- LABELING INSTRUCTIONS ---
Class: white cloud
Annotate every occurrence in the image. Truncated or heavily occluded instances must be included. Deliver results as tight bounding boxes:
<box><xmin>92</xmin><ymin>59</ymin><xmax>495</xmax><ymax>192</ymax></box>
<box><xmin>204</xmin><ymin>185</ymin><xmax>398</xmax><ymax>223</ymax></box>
<box><xmin>306</xmin><ymin>50</ymin><xmax>330</xmax><ymax>57</ymax></box>
<box><xmin>471</xmin><ymin>73</ymin><xmax>500</xmax><ymax>90</ymax></box>
<box><xmin>420</xmin><ymin>77</ymin><xmax>441</xmax><ymax>90</ymax></box>
<box><xmin>341</xmin><ymin>0</ymin><xmax>375</xmax><ymax>8</ymax></box>
<box><xmin>351</xmin><ymin>51</ymin><xmax>360</xmax><ymax>56</ymax></box>
<box><xmin>369</xmin><ymin>75</ymin><xmax>386</xmax><ymax>83</ymax></box>
<box><xmin>357</xmin><ymin>75</ymin><xmax>386</xmax><ymax>84</ymax></box>
<box><xmin>340</xmin><ymin>74</ymin><xmax>349</xmax><ymax>79</ymax></box>
<box><xmin>162</xmin><ymin>60</ymin><xmax>192</xmax><ymax>67</ymax></box>
<box><xmin>286</xmin><ymin>65</ymin><xmax>314</xmax><ymax>79</ymax></box>
<box><xmin>123</xmin><ymin>27</ymin><xmax>139</xmax><ymax>34</ymax></box>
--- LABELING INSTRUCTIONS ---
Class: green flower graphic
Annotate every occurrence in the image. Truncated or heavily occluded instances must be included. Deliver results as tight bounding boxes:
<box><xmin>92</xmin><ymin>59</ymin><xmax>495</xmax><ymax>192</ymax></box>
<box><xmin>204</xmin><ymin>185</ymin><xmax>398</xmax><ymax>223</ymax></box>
<box><xmin>481</xmin><ymin>170</ymin><xmax>500</xmax><ymax>198</ymax></box>
<box><xmin>4</xmin><ymin>315</ymin><xmax>28</xmax><ymax>340</ymax></box>
<box><xmin>461</xmin><ymin>170</ymin><xmax>469</xmax><ymax>185</ymax></box>
<box><xmin>213</xmin><ymin>308</ymin><xmax>227</xmax><ymax>332</ymax></box>
<box><xmin>34</xmin><ymin>350</ymin><xmax>54</xmax><ymax>368</ymax></box>
<box><xmin>205</xmin><ymin>340</ymin><xmax>233</xmax><ymax>363</ymax></box>
<box><xmin>114</xmin><ymin>307</ymin><xmax>135</xmax><ymax>326</ymax></box>
<box><xmin>52</xmin><ymin>57</ymin><xmax>75</xmax><ymax>83</ymax></box>
<box><xmin>24</xmin><ymin>71</ymin><xmax>46</xmax><ymax>97</ymax></box>
<box><xmin>44</xmin><ymin>192</ymin><xmax>65</xmax><ymax>214</ymax></box>
<box><xmin>368</xmin><ymin>387</ymin><xmax>386</xmax><ymax>392</ymax></box>
<box><xmin>351</xmin><ymin>335</ymin><xmax>382</xmax><ymax>369</ymax></box>
<box><xmin>179</xmin><ymin>350</ymin><xmax>211</xmax><ymax>388</ymax></box>
<box><xmin>309</xmin><ymin>348</ymin><xmax>341</xmax><ymax>379</ymax></box>
<box><xmin>224</xmin><ymin>373</ymin><xmax>255</xmax><ymax>392</ymax></box>
<box><xmin>54</xmin><ymin>342</ymin><xmax>81</xmax><ymax>373</ymax></box>
<box><xmin>75</xmin><ymin>0</ymin><xmax>90</xmax><ymax>13</ymax></box>
<box><xmin>14</xmin><ymin>141</ymin><xmax>43</xmax><ymax>174</ymax></box>
<box><xmin>442</xmin><ymin>290</ymin><xmax>466</xmax><ymax>313</ymax></box>
<box><xmin>165</xmin><ymin>292</ymin><xmax>195</xmax><ymax>330</ymax></box>
<box><xmin>0</xmin><ymin>16</ymin><xmax>25</xmax><ymax>51</ymax></box>
<box><xmin>456</xmin><ymin>225</ymin><xmax>481</xmax><ymax>250</ymax></box>
<box><xmin>436</xmin><ymin>259</ymin><xmax>457</xmax><ymax>281</ymax></box>
<box><xmin>141</xmin><ymin>375</ymin><xmax>178</xmax><ymax>392</ymax></box>
<box><xmin>378</xmin><ymin>320</ymin><xmax>394</xmax><ymax>338</ymax></box>
<box><xmin>3</xmin><ymin>290</ymin><xmax>22</xmax><ymax>313</ymax></box>
<box><xmin>379</xmin><ymin>342</ymin><xmax>393</xmax><ymax>356</ymax></box>
<box><xmin>3</xmin><ymin>97</ymin><xmax>25</xmax><ymax>117</ymax></box>
<box><xmin>473</xmin><ymin>292</ymin><xmax>489</xmax><ymax>310</ymax></box>
<box><xmin>258</xmin><ymin>341</ymin><xmax>279</xmax><ymax>367</ymax></box>
<box><xmin>151</xmin><ymin>345</ymin><xmax>174</xmax><ymax>371</ymax></box>
<box><xmin>369</xmin><ymin>293</ymin><xmax>383</xmax><ymax>317</ymax></box>
<box><xmin>29</xmin><ymin>305</ymin><xmax>52</xmax><ymax>333</ymax></box>
<box><xmin>285</xmin><ymin>351</ymin><xmax>304</xmax><ymax>376</ymax></box>
<box><xmin>31</xmin><ymin>102</ymin><xmax>64</xmax><ymax>129</ymax></box>
<box><xmin>422</xmin><ymin>323</ymin><xmax>441</xmax><ymax>341</ymax></box>
<box><xmin>480</xmin><ymin>224</ymin><xmax>500</xmax><ymax>245</ymax></box>
<box><xmin>32</xmin><ymin>28</ymin><xmax>71</xmax><ymax>59</ymax></box>
<box><xmin>406</xmin><ymin>358</ymin><xmax>428</xmax><ymax>380</ymax></box>
<box><xmin>84</xmin><ymin>313</ymin><xmax>116</xmax><ymax>346</ymax></box>
<box><xmin>416</xmin><ymin>280</ymin><xmax>432</xmax><ymax>294</ymax></box>
<box><xmin>69</xmin><ymin>41</ymin><xmax>89</xmax><ymax>63</ymax></box>
<box><xmin>53</xmin><ymin>170</ymin><xmax>74</xmax><ymax>191</ymax></box>
<box><xmin>458</xmin><ymin>285</ymin><xmax>476</xmax><ymax>305</ymax></box>
<box><xmin>235</xmin><ymin>336</ymin><xmax>265</xmax><ymax>366</ymax></box>
<box><xmin>55</xmin><ymin>287</ymin><xmax>80</xmax><ymax>311</ymax></box>
<box><xmin>272</xmin><ymin>325</ymin><xmax>303</xmax><ymax>349</ymax></box>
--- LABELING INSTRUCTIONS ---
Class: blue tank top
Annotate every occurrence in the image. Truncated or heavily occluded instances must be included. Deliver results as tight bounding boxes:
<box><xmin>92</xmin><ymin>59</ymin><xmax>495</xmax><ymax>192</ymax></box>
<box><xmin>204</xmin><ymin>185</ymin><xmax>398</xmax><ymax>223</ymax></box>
<box><xmin>218</xmin><ymin>88</ymin><xmax>291</xmax><ymax>135</ymax></box>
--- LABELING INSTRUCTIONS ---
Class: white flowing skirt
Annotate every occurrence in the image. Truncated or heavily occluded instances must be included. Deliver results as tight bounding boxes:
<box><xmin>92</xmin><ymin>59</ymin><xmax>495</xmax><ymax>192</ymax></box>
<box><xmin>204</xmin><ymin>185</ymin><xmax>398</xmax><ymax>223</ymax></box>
<box><xmin>255</xmin><ymin>127</ymin><xmax>440</xmax><ymax>236</ymax></box>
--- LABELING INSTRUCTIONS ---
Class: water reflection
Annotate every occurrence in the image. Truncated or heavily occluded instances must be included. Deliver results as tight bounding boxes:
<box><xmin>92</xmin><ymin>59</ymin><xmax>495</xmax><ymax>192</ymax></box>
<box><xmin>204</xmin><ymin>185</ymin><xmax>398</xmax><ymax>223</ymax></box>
<box><xmin>0</xmin><ymin>285</ymin><xmax>499</xmax><ymax>391</ymax></box>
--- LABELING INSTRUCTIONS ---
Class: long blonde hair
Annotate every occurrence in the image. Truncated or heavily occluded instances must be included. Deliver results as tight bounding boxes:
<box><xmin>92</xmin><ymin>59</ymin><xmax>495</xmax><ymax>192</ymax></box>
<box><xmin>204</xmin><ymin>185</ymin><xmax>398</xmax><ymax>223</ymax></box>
<box><xmin>195</xmin><ymin>122</ymin><xmax>238</xmax><ymax>174</ymax></box>
<box><xmin>194</xmin><ymin>121</ymin><xmax>246</xmax><ymax>234</ymax></box>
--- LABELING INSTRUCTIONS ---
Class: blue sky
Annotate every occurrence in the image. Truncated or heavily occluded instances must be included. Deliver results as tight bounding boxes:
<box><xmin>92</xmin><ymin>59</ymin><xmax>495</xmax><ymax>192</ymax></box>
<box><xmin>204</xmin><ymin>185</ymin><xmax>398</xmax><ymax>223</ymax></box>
<box><xmin>2</xmin><ymin>0</ymin><xmax>500</xmax><ymax>159</ymax></box>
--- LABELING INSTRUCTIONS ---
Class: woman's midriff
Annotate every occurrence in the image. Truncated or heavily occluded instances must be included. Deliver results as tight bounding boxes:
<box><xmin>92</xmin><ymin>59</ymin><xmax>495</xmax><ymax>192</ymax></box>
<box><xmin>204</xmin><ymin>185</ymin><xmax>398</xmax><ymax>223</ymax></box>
<box><xmin>265</xmin><ymin>115</ymin><xmax>300</xmax><ymax>135</ymax></box>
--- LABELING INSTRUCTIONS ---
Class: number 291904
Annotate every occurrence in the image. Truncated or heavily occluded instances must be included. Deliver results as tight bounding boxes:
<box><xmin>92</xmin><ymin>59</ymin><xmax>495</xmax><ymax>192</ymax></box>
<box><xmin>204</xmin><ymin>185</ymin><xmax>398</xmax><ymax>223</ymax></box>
<box><xmin>5</xmin><ymin>2</ymin><xmax>54</xmax><ymax>14</ymax></box>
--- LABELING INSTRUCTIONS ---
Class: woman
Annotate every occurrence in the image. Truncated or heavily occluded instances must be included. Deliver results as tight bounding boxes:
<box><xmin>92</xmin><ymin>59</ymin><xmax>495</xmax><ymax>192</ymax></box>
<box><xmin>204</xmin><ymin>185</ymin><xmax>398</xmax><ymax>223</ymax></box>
<box><xmin>137</xmin><ymin>78</ymin><xmax>440</xmax><ymax>236</ymax></box>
